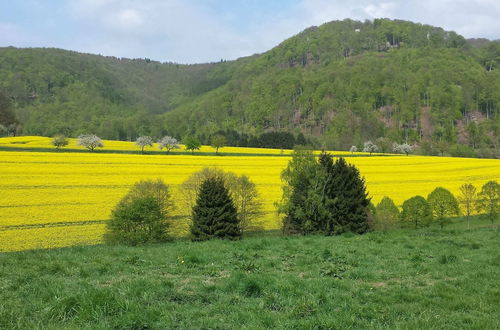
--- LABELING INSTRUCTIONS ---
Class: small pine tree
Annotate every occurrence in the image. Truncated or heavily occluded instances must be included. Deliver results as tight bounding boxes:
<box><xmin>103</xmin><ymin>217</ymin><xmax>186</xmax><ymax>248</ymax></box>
<box><xmin>191</xmin><ymin>176</ymin><xmax>241</xmax><ymax>240</ymax></box>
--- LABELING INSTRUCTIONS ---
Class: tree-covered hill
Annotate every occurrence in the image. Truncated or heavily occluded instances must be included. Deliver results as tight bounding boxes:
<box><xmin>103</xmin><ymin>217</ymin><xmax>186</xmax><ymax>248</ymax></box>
<box><xmin>1</xmin><ymin>19</ymin><xmax>499</xmax><ymax>155</ymax></box>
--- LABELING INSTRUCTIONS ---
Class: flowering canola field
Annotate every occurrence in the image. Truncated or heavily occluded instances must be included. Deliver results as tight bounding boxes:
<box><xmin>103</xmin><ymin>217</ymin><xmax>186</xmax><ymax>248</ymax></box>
<box><xmin>0</xmin><ymin>137</ymin><xmax>498</xmax><ymax>252</ymax></box>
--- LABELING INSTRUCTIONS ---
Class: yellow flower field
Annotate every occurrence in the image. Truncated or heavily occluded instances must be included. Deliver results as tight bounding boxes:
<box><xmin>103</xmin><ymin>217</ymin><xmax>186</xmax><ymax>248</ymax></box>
<box><xmin>0</xmin><ymin>139</ymin><xmax>498</xmax><ymax>252</ymax></box>
<box><xmin>0</xmin><ymin>136</ymin><xmax>362</xmax><ymax>155</ymax></box>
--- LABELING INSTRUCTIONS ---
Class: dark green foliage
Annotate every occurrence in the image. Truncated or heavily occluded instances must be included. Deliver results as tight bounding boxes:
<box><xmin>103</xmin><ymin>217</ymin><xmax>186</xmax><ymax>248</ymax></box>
<box><xmin>427</xmin><ymin>187</ymin><xmax>460</xmax><ymax>229</ymax></box>
<box><xmin>322</xmin><ymin>156</ymin><xmax>371</xmax><ymax>234</ymax></box>
<box><xmin>400</xmin><ymin>196</ymin><xmax>433</xmax><ymax>229</ymax></box>
<box><xmin>191</xmin><ymin>176</ymin><xmax>241</xmax><ymax>241</ymax></box>
<box><xmin>280</xmin><ymin>150</ymin><xmax>370</xmax><ymax>235</ymax></box>
<box><xmin>51</xmin><ymin>135</ymin><xmax>69</xmax><ymax>149</ymax></box>
<box><xmin>0</xmin><ymin>92</ymin><xmax>17</xmax><ymax>128</ymax></box>
<box><xmin>1</xmin><ymin>19</ymin><xmax>498</xmax><ymax>155</ymax></box>
<box><xmin>106</xmin><ymin>179</ymin><xmax>174</xmax><ymax>245</ymax></box>
<box><xmin>0</xmin><ymin>92</ymin><xmax>18</xmax><ymax>136</ymax></box>
<box><xmin>180</xmin><ymin>167</ymin><xmax>264</xmax><ymax>233</ymax></box>
<box><xmin>374</xmin><ymin>196</ymin><xmax>400</xmax><ymax>231</ymax></box>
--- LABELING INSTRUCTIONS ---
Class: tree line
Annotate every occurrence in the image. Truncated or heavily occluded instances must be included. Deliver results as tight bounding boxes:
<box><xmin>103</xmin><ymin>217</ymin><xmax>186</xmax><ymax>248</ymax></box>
<box><xmin>1</xmin><ymin>19</ymin><xmax>499</xmax><ymax>158</ymax></box>
<box><xmin>105</xmin><ymin>149</ymin><xmax>499</xmax><ymax>245</ymax></box>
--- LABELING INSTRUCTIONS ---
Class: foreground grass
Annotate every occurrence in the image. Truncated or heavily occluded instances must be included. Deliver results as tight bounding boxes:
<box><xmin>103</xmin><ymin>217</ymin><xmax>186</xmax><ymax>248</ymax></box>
<box><xmin>0</xmin><ymin>219</ymin><xmax>498</xmax><ymax>329</ymax></box>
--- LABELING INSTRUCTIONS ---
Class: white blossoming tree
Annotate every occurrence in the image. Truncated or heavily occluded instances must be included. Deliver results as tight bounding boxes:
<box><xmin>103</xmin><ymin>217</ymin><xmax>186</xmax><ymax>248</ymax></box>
<box><xmin>363</xmin><ymin>141</ymin><xmax>378</xmax><ymax>155</ymax></box>
<box><xmin>77</xmin><ymin>134</ymin><xmax>103</xmax><ymax>151</ymax></box>
<box><xmin>158</xmin><ymin>136</ymin><xmax>180</xmax><ymax>154</ymax></box>
<box><xmin>135</xmin><ymin>136</ymin><xmax>153</xmax><ymax>154</ymax></box>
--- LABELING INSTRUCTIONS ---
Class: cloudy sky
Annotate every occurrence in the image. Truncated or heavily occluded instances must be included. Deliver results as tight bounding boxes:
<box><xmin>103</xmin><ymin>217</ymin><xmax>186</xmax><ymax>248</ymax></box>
<box><xmin>1</xmin><ymin>0</ymin><xmax>499</xmax><ymax>63</ymax></box>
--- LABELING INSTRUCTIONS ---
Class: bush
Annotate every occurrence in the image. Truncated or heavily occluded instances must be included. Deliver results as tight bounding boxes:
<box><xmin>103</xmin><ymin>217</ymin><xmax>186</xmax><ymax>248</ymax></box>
<box><xmin>105</xmin><ymin>179</ymin><xmax>174</xmax><ymax>245</ymax></box>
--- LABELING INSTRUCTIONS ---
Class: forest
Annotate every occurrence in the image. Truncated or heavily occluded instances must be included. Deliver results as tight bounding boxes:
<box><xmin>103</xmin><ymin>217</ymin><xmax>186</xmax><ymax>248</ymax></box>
<box><xmin>1</xmin><ymin>19</ymin><xmax>499</xmax><ymax>156</ymax></box>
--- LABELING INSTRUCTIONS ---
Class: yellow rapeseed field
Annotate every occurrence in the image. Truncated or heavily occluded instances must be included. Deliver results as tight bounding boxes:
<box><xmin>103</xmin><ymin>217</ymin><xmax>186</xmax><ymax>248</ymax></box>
<box><xmin>0</xmin><ymin>136</ymin><xmax>498</xmax><ymax>252</ymax></box>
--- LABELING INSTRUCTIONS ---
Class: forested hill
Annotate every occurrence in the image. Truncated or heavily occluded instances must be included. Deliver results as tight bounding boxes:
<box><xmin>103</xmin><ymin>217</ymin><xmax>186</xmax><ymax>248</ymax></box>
<box><xmin>1</xmin><ymin>19</ymin><xmax>499</xmax><ymax>156</ymax></box>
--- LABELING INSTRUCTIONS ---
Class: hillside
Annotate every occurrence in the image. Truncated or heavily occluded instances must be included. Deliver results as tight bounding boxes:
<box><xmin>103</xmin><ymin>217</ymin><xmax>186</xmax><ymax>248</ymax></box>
<box><xmin>1</xmin><ymin>19</ymin><xmax>499</xmax><ymax>154</ymax></box>
<box><xmin>1</xmin><ymin>219</ymin><xmax>498</xmax><ymax>328</ymax></box>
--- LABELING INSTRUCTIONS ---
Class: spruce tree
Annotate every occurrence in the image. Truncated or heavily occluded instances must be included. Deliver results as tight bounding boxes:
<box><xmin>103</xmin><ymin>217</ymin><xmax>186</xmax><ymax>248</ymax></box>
<box><xmin>191</xmin><ymin>176</ymin><xmax>241</xmax><ymax>241</ymax></box>
<box><xmin>322</xmin><ymin>156</ymin><xmax>371</xmax><ymax>234</ymax></box>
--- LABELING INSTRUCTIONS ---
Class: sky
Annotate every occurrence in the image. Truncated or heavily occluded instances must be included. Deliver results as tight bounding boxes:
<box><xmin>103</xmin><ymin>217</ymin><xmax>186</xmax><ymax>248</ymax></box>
<box><xmin>1</xmin><ymin>0</ymin><xmax>500</xmax><ymax>64</ymax></box>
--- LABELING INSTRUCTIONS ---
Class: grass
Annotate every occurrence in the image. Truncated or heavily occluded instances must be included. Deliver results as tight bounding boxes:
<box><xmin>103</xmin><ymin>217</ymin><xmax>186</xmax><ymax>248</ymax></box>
<box><xmin>0</xmin><ymin>216</ymin><xmax>498</xmax><ymax>329</ymax></box>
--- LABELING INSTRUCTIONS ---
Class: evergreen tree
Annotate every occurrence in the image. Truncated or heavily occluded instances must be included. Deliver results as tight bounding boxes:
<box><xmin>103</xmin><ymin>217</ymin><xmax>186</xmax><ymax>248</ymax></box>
<box><xmin>279</xmin><ymin>148</ymin><xmax>321</xmax><ymax>234</ymax></box>
<box><xmin>191</xmin><ymin>176</ymin><xmax>241</xmax><ymax>241</ymax></box>
<box><xmin>280</xmin><ymin>151</ymin><xmax>371</xmax><ymax>235</ymax></box>
<box><xmin>323</xmin><ymin>156</ymin><xmax>371</xmax><ymax>234</ymax></box>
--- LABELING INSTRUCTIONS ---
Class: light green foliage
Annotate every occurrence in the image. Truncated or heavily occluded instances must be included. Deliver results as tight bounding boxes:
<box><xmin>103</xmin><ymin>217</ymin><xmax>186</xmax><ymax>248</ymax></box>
<box><xmin>477</xmin><ymin>180</ymin><xmax>500</xmax><ymax>222</ymax></box>
<box><xmin>427</xmin><ymin>187</ymin><xmax>460</xmax><ymax>229</ymax></box>
<box><xmin>0</xmin><ymin>218</ymin><xmax>498</xmax><ymax>328</ymax></box>
<box><xmin>211</xmin><ymin>134</ymin><xmax>226</xmax><ymax>154</ymax></box>
<box><xmin>183</xmin><ymin>136</ymin><xmax>201</xmax><ymax>154</ymax></box>
<box><xmin>374</xmin><ymin>196</ymin><xmax>400</xmax><ymax>231</ymax></box>
<box><xmin>400</xmin><ymin>195</ymin><xmax>433</xmax><ymax>228</ymax></box>
<box><xmin>458</xmin><ymin>183</ymin><xmax>477</xmax><ymax>229</ymax></box>
<box><xmin>106</xmin><ymin>179</ymin><xmax>175</xmax><ymax>245</ymax></box>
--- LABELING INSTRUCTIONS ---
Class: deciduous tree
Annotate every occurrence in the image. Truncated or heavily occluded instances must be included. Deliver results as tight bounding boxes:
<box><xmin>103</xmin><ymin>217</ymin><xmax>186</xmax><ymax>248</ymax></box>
<box><xmin>363</xmin><ymin>141</ymin><xmax>378</xmax><ymax>155</ymax></box>
<box><xmin>106</xmin><ymin>179</ymin><xmax>175</xmax><ymax>245</ymax></box>
<box><xmin>374</xmin><ymin>196</ymin><xmax>400</xmax><ymax>231</ymax></box>
<box><xmin>400</xmin><ymin>195</ymin><xmax>432</xmax><ymax>229</ymax></box>
<box><xmin>135</xmin><ymin>136</ymin><xmax>153</xmax><ymax>154</ymax></box>
<box><xmin>211</xmin><ymin>134</ymin><xmax>226</xmax><ymax>154</ymax></box>
<box><xmin>477</xmin><ymin>181</ymin><xmax>499</xmax><ymax>223</ymax></box>
<box><xmin>458</xmin><ymin>183</ymin><xmax>477</xmax><ymax>229</ymax></box>
<box><xmin>51</xmin><ymin>135</ymin><xmax>69</xmax><ymax>149</ymax></box>
<box><xmin>184</xmin><ymin>136</ymin><xmax>201</xmax><ymax>154</ymax></box>
<box><xmin>77</xmin><ymin>134</ymin><xmax>103</xmax><ymax>151</ymax></box>
<box><xmin>427</xmin><ymin>187</ymin><xmax>459</xmax><ymax>229</ymax></box>
<box><xmin>158</xmin><ymin>136</ymin><xmax>180</xmax><ymax>154</ymax></box>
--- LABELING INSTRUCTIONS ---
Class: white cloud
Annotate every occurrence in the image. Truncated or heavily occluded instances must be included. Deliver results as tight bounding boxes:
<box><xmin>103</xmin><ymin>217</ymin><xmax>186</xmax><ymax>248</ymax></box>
<box><xmin>4</xmin><ymin>0</ymin><xmax>500</xmax><ymax>63</ymax></box>
<box><xmin>68</xmin><ymin>0</ymin><xmax>255</xmax><ymax>62</ymax></box>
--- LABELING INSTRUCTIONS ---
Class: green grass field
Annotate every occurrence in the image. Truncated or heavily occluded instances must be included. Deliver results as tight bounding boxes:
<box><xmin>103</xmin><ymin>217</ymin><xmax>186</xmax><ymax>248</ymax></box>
<box><xmin>0</xmin><ymin>216</ymin><xmax>498</xmax><ymax>329</ymax></box>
